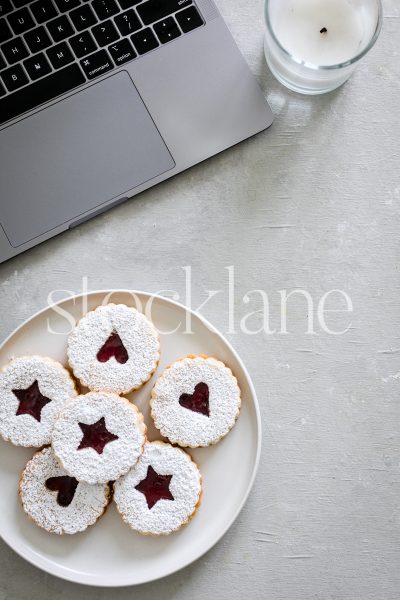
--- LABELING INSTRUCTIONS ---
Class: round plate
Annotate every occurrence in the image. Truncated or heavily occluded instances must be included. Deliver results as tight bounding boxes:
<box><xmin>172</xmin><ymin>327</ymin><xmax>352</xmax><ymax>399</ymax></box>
<box><xmin>0</xmin><ymin>291</ymin><xmax>261</xmax><ymax>586</ymax></box>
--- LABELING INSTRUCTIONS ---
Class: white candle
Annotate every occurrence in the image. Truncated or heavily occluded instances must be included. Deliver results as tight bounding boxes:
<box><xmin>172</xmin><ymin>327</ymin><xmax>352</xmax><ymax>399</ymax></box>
<box><xmin>264</xmin><ymin>0</ymin><xmax>382</xmax><ymax>94</ymax></box>
<box><xmin>274</xmin><ymin>0</ymin><xmax>365</xmax><ymax>66</ymax></box>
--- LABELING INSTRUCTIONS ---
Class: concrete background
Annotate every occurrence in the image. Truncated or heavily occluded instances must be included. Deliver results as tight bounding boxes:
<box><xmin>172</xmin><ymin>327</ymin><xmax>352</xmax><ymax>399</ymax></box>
<box><xmin>0</xmin><ymin>0</ymin><xmax>399</xmax><ymax>598</ymax></box>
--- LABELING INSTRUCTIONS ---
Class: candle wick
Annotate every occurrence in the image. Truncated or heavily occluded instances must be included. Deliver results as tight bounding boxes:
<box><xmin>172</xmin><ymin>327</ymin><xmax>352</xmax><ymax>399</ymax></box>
<box><xmin>320</xmin><ymin>27</ymin><xmax>328</xmax><ymax>34</ymax></box>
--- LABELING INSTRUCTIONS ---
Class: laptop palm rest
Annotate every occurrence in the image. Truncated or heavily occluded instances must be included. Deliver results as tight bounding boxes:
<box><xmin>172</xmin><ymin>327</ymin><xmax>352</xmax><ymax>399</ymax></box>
<box><xmin>0</xmin><ymin>71</ymin><xmax>175</xmax><ymax>247</ymax></box>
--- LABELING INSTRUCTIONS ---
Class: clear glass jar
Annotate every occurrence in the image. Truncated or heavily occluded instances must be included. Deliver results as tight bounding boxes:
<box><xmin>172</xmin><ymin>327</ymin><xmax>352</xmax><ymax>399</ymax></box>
<box><xmin>264</xmin><ymin>0</ymin><xmax>383</xmax><ymax>95</ymax></box>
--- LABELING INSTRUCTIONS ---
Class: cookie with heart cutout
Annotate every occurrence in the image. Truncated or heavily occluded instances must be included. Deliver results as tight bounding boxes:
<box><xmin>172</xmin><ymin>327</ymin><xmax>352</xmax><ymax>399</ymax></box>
<box><xmin>113</xmin><ymin>441</ymin><xmax>202</xmax><ymax>536</ymax></box>
<box><xmin>0</xmin><ymin>356</ymin><xmax>77</xmax><ymax>448</ymax></box>
<box><xmin>52</xmin><ymin>391</ymin><xmax>146</xmax><ymax>484</ymax></box>
<box><xmin>150</xmin><ymin>355</ymin><xmax>241</xmax><ymax>448</ymax></box>
<box><xmin>67</xmin><ymin>303</ymin><xmax>160</xmax><ymax>394</ymax></box>
<box><xmin>19</xmin><ymin>447</ymin><xmax>111</xmax><ymax>535</ymax></box>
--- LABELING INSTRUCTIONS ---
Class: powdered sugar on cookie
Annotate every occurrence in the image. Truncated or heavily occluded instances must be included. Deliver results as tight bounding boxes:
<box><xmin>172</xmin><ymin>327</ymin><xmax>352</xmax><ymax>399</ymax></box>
<box><xmin>67</xmin><ymin>303</ymin><xmax>160</xmax><ymax>394</ymax></box>
<box><xmin>114</xmin><ymin>441</ymin><xmax>202</xmax><ymax>535</ymax></box>
<box><xmin>19</xmin><ymin>447</ymin><xmax>110</xmax><ymax>535</ymax></box>
<box><xmin>0</xmin><ymin>356</ymin><xmax>77</xmax><ymax>447</ymax></box>
<box><xmin>150</xmin><ymin>356</ymin><xmax>241</xmax><ymax>447</ymax></box>
<box><xmin>52</xmin><ymin>391</ymin><xmax>146</xmax><ymax>484</ymax></box>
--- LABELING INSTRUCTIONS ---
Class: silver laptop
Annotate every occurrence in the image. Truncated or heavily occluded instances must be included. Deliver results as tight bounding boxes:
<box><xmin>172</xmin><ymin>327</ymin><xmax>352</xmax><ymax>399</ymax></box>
<box><xmin>0</xmin><ymin>0</ymin><xmax>273</xmax><ymax>263</ymax></box>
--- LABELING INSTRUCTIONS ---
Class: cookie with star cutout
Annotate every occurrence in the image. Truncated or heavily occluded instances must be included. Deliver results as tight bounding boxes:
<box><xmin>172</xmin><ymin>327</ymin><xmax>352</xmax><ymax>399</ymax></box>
<box><xmin>0</xmin><ymin>356</ymin><xmax>77</xmax><ymax>447</ymax></box>
<box><xmin>67</xmin><ymin>303</ymin><xmax>160</xmax><ymax>394</ymax></box>
<box><xmin>113</xmin><ymin>441</ymin><xmax>202</xmax><ymax>536</ymax></box>
<box><xmin>150</xmin><ymin>355</ymin><xmax>241</xmax><ymax>448</ymax></box>
<box><xmin>19</xmin><ymin>447</ymin><xmax>111</xmax><ymax>535</ymax></box>
<box><xmin>52</xmin><ymin>391</ymin><xmax>146</xmax><ymax>484</ymax></box>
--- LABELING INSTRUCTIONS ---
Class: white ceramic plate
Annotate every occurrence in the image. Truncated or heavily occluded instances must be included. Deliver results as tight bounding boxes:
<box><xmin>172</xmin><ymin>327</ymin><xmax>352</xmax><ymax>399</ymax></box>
<box><xmin>0</xmin><ymin>291</ymin><xmax>261</xmax><ymax>586</ymax></box>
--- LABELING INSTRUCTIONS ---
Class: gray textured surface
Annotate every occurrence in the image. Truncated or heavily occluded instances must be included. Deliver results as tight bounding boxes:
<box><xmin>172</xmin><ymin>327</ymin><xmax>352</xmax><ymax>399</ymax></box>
<box><xmin>0</xmin><ymin>0</ymin><xmax>399</xmax><ymax>598</ymax></box>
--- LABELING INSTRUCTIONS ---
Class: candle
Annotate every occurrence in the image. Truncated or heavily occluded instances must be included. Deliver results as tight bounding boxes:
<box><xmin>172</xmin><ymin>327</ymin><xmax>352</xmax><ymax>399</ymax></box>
<box><xmin>274</xmin><ymin>0</ymin><xmax>365</xmax><ymax>66</ymax></box>
<box><xmin>264</xmin><ymin>0</ymin><xmax>382</xmax><ymax>95</ymax></box>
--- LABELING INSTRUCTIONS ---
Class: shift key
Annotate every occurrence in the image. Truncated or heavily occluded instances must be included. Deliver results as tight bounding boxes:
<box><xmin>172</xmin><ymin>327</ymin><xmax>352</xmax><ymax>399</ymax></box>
<box><xmin>80</xmin><ymin>49</ymin><xmax>113</xmax><ymax>80</ymax></box>
<box><xmin>137</xmin><ymin>0</ymin><xmax>192</xmax><ymax>25</ymax></box>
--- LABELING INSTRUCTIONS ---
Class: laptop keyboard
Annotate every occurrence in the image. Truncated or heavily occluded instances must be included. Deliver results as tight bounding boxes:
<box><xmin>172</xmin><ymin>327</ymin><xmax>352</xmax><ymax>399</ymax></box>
<box><xmin>0</xmin><ymin>0</ymin><xmax>204</xmax><ymax>126</ymax></box>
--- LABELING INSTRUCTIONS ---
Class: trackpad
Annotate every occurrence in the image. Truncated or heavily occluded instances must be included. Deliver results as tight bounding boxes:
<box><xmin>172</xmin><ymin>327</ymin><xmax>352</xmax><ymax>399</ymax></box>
<box><xmin>0</xmin><ymin>71</ymin><xmax>175</xmax><ymax>247</ymax></box>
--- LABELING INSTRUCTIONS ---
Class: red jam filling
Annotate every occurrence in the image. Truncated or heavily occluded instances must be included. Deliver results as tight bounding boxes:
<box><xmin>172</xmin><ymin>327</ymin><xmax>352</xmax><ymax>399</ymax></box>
<box><xmin>78</xmin><ymin>417</ymin><xmax>119</xmax><ymax>454</ymax></box>
<box><xmin>12</xmin><ymin>380</ymin><xmax>52</xmax><ymax>422</ymax></box>
<box><xmin>45</xmin><ymin>476</ymin><xmax>79</xmax><ymax>507</ymax></box>
<box><xmin>179</xmin><ymin>382</ymin><xmax>210</xmax><ymax>417</ymax></box>
<box><xmin>96</xmin><ymin>331</ymin><xmax>128</xmax><ymax>364</ymax></box>
<box><xmin>135</xmin><ymin>465</ymin><xmax>174</xmax><ymax>509</ymax></box>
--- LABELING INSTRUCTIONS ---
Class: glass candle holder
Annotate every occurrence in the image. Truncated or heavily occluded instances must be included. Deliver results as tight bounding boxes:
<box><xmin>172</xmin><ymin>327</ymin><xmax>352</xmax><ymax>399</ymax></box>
<box><xmin>264</xmin><ymin>0</ymin><xmax>383</xmax><ymax>95</ymax></box>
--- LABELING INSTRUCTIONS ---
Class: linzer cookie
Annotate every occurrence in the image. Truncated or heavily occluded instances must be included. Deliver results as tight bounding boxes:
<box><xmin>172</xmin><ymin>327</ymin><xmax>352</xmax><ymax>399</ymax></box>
<box><xmin>67</xmin><ymin>303</ymin><xmax>160</xmax><ymax>394</ymax></box>
<box><xmin>52</xmin><ymin>391</ymin><xmax>146</xmax><ymax>484</ymax></box>
<box><xmin>150</xmin><ymin>356</ymin><xmax>241</xmax><ymax>447</ymax></box>
<box><xmin>114</xmin><ymin>441</ymin><xmax>202</xmax><ymax>536</ymax></box>
<box><xmin>0</xmin><ymin>356</ymin><xmax>77</xmax><ymax>447</ymax></box>
<box><xmin>19</xmin><ymin>447</ymin><xmax>111</xmax><ymax>535</ymax></box>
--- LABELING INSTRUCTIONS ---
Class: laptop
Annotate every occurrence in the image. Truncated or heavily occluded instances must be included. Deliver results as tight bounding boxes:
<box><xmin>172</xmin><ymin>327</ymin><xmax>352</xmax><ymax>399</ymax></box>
<box><xmin>0</xmin><ymin>0</ymin><xmax>273</xmax><ymax>263</ymax></box>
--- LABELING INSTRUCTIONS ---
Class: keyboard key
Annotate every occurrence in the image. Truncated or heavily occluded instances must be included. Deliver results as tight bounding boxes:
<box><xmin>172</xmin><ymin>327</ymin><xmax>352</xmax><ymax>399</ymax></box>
<box><xmin>92</xmin><ymin>0</ymin><xmax>119</xmax><ymax>21</ymax></box>
<box><xmin>7</xmin><ymin>7</ymin><xmax>35</xmax><ymax>35</ymax></box>
<box><xmin>0</xmin><ymin>49</ymin><xmax>5</xmax><ymax>68</ymax></box>
<box><xmin>1</xmin><ymin>63</ymin><xmax>28</xmax><ymax>91</ymax></box>
<box><xmin>137</xmin><ymin>0</ymin><xmax>191</xmax><ymax>26</ymax></box>
<box><xmin>0</xmin><ymin>17</ymin><xmax>12</xmax><ymax>42</ymax></box>
<box><xmin>69</xmin><ymin>30</ymin><xmax>97</xmax><ymax>57</ymax></box>
<box><xmin>24</xmin><ymin>51</ymin><xmax>51</xmax><ymax>80</ymax></box>
<box><xmin>0</xmin><ymin>80</ymin><xmax>5</xmax><ymax>96</ymax></box>
<box><xmin>80</xmin><ymin>48</ymin><xmax>113</xmax><ymax>79</ymax></box>
<box><xmin>11</xmin><ymin>0</ymin><xmax>30</xmax><ymax>7</ymax></box>
<box><xmin>30</xmin><ymin>0</ymin><xmax>58</xmax><ymax>24</ymax></box>
<box><xmin>92</xmin><ymin>19</ymin><xmax>118</xmax><ymax>46</ymax></box>
<box><xmin>118</xmin><ymin>0</ymin><xmax>141</xmax><ymax>9</ymax></box>
<box><xmin>0</xmin><ymin>63</ymin><xmax>85</xmax><ymax>125</ymax></box>
<box><xmin>114</xmin><ymin>9</ymin><xmax>141</xmax><ymax>36</ymax></box>
<box><xmin>24</xmin><ymin>26</ymin><xmax>52</xmax><ymax>53</ymax></box>
<box><xmin>176</xmin><ymin>6</ymin><xmax>203</xmax><ymax>33</ymax></box>
<box><xmin>130</xmin><ymin>26</ymin><xmax>158</xmax><ymax>55</ymax></box>
<box><xmin>47</xmin><ymin>15</ymin><xmax>74</xmax><ymax>42</ymax></box>
<box><xmin>154</xmin><ymin>16</ymin><xmax>180</xmax><ymax>44</ymax></box>
<box><xmin>70</xmin><ymin>4</ymin><xmax>97</xmax><ymax>31</ymax></box>
<box><xmin>46</xmin><ymin>40</ymin><xmax>74</xmax><ymax>67</ymax></box>
<box><xmin>54</xmin><ymin>0</ymin><xmax>80</xmax><ymax>13</ymax></box>
<box><xmin>0</xmin><ymin>0</ymin><xmax>12</xmax><ymax>18</ymax></box>
<box><xmin>1</xmin><ymin>36</ymin><xmax>28</xmax><ymax>64</ymax></box>
<box><xmin>108</xmin><ymin>37</ymin><xmax>135</xmax><ymax>65</ymax></box>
